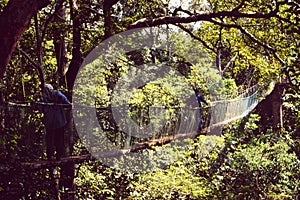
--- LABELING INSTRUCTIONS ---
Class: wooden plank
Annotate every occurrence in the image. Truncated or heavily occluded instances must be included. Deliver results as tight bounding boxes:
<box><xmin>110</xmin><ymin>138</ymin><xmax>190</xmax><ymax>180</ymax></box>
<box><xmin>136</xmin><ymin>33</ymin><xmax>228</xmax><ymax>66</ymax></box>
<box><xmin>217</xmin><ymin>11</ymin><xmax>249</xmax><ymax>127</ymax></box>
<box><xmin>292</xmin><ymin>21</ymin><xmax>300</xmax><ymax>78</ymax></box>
<box><xmin>21</xmin><ymin>154</ymin><xmax>93</xmax><ymax>168</ymax></box>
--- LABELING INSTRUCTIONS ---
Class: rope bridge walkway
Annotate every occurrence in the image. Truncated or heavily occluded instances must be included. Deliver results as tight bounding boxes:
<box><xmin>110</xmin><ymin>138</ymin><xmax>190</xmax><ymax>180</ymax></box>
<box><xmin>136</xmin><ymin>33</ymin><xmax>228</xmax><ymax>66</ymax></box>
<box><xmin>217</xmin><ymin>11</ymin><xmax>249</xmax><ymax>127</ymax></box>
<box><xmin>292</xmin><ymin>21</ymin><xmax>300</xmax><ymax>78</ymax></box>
<box><xmin>208</xmin><ymin>84</ymin><xmax>261</xmax><ymax>130</ymax></box>
<box><xmin>0</xmin><ymin>83</ymin><xmax>274</xmax><ymax>168</ymax></box>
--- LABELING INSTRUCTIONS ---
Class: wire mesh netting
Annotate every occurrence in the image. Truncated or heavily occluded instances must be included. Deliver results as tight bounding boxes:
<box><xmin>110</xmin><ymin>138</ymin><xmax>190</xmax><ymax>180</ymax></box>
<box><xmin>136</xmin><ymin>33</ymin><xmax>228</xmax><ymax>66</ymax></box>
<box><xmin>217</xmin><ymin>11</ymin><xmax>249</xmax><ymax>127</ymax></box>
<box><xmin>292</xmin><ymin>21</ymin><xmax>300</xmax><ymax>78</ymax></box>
<box><xmin>209</xmin><ymin>88</ymin><xmax>259</xmax><ymax>128</ymax></box>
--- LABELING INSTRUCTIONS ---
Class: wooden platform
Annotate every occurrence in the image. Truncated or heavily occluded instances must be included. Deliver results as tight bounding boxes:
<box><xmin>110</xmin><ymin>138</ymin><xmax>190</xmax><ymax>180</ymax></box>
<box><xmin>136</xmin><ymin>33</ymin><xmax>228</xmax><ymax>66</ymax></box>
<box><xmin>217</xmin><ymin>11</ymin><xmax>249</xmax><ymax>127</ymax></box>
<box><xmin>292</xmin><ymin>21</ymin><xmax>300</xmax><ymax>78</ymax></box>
<box><xmin>20</xmin><ymin>130</ymin><xmax>208</xmax><ymax>169</ymax></box>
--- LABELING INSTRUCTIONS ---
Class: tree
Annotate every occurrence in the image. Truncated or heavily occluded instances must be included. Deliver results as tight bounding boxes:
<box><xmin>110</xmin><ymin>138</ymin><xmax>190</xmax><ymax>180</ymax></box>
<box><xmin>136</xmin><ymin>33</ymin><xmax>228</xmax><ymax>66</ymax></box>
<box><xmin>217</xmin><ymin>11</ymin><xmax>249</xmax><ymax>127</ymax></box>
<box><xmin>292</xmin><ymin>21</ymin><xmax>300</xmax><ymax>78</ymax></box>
<box><xmin>0</xmin><ymin>0</ymin><xmax>50</xmax><ymax>79</ymax></box>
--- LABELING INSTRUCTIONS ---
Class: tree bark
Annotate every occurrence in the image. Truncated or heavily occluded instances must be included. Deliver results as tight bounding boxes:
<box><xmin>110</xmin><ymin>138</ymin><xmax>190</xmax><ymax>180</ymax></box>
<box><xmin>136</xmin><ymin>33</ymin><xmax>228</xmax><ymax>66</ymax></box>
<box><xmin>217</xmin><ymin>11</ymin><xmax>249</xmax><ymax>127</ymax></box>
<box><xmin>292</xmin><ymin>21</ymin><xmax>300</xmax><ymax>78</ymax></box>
<box><xmin>34</xmin><ymin>14</ymin><xmax>45</xmax><ymax>90</ymax></box>
<box><xmin>58</xmin><ymin>1</ymin><xmax>80</xmax><ymax>199</ymax></box>
<box><xmin>53</xmin><ymin>0</ymin><xmax>69</xmax><ymax>78</ymax></box>
<box><xmin>0</xmin><ymin>0</ymin><xmax>51</xmax><ymax>79</ymax></box>
<box><xmin>216</xmin><ymin>47</ymin><xmax>222</xmax><ymax>76</ymax></box>
<box><xmin>271</xmin><ymin>83</ymin><xmax>285</xmax><ymax>130</ymax></box>
<box><xmin>65</xmin><ymin>0</ymin><xmax>121</xmax><ymax>93</ymax></box>
<box><xmin>103</xmin><ymin>0</ymin><xmax>120</xmax><ymax>39</ymax></box>
<box><xmin>65</xmin><ymin>0</ymin><xmax>82</xmax><ymax>96</ymax></box>
<box><xmin>255</xmin><ymin>82</ymin><xmax>285</xmax><ymax>131</ymax></box>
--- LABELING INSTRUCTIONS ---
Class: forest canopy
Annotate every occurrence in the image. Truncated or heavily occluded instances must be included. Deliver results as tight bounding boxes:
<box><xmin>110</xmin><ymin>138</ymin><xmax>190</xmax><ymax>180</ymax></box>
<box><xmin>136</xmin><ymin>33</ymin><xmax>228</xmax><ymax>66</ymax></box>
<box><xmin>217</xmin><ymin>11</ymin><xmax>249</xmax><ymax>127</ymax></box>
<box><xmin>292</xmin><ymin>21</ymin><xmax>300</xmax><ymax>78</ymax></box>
<box><xmin>0</xmin><ymin>0</ymin><xmax>299</xmax><ymax>199</ymax></box>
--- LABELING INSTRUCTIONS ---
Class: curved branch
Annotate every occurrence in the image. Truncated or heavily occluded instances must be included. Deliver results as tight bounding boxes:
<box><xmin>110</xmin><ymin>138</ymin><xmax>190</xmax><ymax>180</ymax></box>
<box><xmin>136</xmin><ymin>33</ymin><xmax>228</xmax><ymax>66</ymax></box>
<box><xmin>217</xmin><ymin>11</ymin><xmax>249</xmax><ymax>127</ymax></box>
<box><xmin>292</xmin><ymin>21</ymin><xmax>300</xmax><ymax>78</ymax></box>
<box><xmin>175</xmin><ymin>24</ymin><xmax>216</xmax><ymax>53</ymax></box>
<box><xmin>16</xmin><ymin>48</ymin><xmax>44</xmax><ymax>86</ymax></box>
<box><xmin>172</xmin><ymin>6</ymin><xmax>194</xmax><ymax>16</ymax></box>
<box><xmin>41</xmin><ymin>0</ymin><xmax>63</xmax><ymax>42</ymax></box>
<box><xmin>208</xmin><ymin>19</ymin><xmax>285</xmax><ymax>65</ymax></box>
<box><xmin>126</xmin><ymin>5</ymin><xmax>286</xmax><ymax>67</ymax></box>
<box><xmin>232</xmin><ymin>0</ymin><xmax>246</xmax><ymax>12</ymax></box>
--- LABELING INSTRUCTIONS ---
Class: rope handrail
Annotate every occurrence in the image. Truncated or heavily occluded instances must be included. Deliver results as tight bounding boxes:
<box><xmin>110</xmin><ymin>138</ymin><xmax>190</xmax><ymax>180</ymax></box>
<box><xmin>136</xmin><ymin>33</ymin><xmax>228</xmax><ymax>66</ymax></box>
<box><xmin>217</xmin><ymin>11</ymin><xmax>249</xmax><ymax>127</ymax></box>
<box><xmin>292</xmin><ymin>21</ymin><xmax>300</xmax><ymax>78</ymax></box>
<box><xmin>0</xmin><ymin>84</ymin><xmax>261</xmax><ymax>109</ymax></box>
<box><xmin>0</xmin><ymin>102</ymin><xmax>201</xmax><ymax>110</ymax></box>
<box><xmin>211</xmin><ymin>89</ymin><xmax>259</xmax><ymax>105</ymax></box>
<box><xmin>0</xmin><ymin>101</ymin><xmax>72</xmax><ymax>109</ymax></box>
<box><xmin>0</xmin><ymin>81</ymin><xmax>275</xmax><ymax>134</ymax></box>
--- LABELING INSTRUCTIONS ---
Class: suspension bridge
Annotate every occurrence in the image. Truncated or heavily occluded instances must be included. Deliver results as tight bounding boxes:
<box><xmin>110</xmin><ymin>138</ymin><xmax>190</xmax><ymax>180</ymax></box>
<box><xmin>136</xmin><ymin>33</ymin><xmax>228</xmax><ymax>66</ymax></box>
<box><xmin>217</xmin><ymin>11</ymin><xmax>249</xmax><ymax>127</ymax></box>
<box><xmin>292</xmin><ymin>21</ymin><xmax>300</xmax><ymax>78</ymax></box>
<box><xmin>0</xmin><ymin>82</ymin><xmax>275</xmax><ymax>168</ymax></box>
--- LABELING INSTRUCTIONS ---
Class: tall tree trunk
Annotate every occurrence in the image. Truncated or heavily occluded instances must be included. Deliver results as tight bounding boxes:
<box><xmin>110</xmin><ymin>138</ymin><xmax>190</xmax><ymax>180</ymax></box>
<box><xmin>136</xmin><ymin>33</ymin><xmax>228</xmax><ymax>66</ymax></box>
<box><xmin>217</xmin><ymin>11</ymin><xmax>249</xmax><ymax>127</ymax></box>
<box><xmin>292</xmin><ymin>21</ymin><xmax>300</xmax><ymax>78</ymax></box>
<box><xmin>103</xmin><ymin>0</ymin><xmax>120</xmax><ymax>39</ymax></box>
<box><xmin>103</xmin><ymin>2</ymin><xmax>113</xmax><ymax>39</ymax></box>
<box><xmin>255</xmin><ymin>82</ymin><xmax>286</xmax><ymax>131</ymax></box>
<box><xmin>53</xmin><ymin>0</ymin><xmax>69</xmax><ymax>83</ymax></box>
<box><xmin>59</xmin><ymin>1</ymin><xmax>80</xmax><ymax>199</ymax></box>
<box><xmin>34</xmin><ymin>14</ymin><xmax>45</xmax><ymax>89</ymax></box>
<box><xmin>271</xmin><ymin>82</ymin><xmax>285</xmax><ymax>131</ymax></box>
<box><xmin>65</xmin><ymin>0</ymin><xmax>121</xmax><ymax>94</ymax></box>
<box><xmin>0</xmin><ymin>0</ymin><xmax>50</xmax><ymax>79</ymax></box>
<box><xmin>66</xmin><ymin>0</ymin><xmax>82</xmax><ymax>96</ymax></box>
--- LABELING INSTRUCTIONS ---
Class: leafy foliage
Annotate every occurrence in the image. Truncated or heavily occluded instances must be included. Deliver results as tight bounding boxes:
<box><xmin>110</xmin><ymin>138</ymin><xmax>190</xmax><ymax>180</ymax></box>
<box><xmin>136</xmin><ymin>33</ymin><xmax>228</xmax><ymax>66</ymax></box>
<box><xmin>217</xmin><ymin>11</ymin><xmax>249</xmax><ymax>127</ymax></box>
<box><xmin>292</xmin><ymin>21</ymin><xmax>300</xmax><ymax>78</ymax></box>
<box><xmin>0</xmin><ymin>0</ymin><xmax>300</xmax><ymax>198</ymax></box>
<box><xmin>128</xmin><ymin>126</ymin><xmax>300</xmax><ymax>199</ymax></box>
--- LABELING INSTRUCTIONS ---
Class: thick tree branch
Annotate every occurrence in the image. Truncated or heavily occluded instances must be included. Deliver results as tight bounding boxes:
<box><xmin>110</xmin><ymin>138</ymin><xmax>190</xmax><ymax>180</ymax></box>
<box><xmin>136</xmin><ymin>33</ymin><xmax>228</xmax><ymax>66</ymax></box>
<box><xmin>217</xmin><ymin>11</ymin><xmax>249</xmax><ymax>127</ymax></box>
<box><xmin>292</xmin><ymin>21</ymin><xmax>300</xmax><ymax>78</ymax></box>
<box><xmin>126</xmin><ymin>5</ymin><xmax>286</xmax><ymax>72</ymax></box>
<box><xmin>128</xmin><ymin>10</ymin><xmax>277</xmax><ymax>29</ymax></box>
<box><xmin>172</xmin><ymin>6</ymin><xmax>194</xmax><ymax>16</ymax></box>
<box><xmin>0</xmin><ymin>0</ymin><xmax>51</xmax><ymax>79</ymax></box>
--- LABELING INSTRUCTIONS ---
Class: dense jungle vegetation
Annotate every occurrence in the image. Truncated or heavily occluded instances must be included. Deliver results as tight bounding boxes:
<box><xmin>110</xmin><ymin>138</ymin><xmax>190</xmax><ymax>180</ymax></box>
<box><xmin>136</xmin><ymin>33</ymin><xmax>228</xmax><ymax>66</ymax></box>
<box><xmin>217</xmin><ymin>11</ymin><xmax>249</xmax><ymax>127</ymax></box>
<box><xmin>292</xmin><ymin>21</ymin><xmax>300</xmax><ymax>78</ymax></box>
<box><xmin>0</xmin><ymin>0</ymin><xmax>299</xmax><ymax>199</ymax></box>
